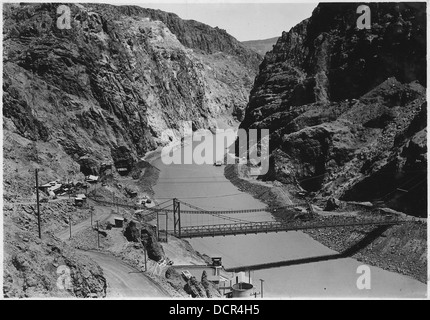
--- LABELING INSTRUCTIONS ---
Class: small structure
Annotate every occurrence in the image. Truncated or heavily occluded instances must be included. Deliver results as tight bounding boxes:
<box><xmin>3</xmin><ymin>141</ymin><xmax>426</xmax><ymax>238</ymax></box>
<box><xmin>114</xmin><ymin>217</ymin><xmax>124</xmax><ymax>228</ymax></box>
<box><xmin>211</xmin><ymin>257</ymin><xmax>222</xmax><ymax>267</ymax></box>
<box><xmin>117</xmin><ymin>167</ymin><xmax>129</xmax><ymax>176</ymax></box>
<box><xmin>86</xmin><ymin>175</ymin><xmax>99</xmax><ymax>183</ymax></box>
<box><xmin>101</xmin><ymin>162</ymin><xmax>112</xmax><ymax>170</ymax></box>
<box><xmin>231</xmin><ymin>282</ymin><xmax>253</xmax><ymax>298</ymax></box>
<box><xmin>40</xmin><ymin>181</ymin><xmax>63</xmax><ymax>195</ymax></box>
<box><xmin>76</xmin><ymin>194</ymin><xmax>87</xmax><ymax>204</ymax></box>
<box><xmin>74</xmin><ymin>197</ymin><xmax>84</xmax><ymax>207</ymax></box>
<box><xmin>39</xmin><ymin>182</ymin><xmax>53</xmax><ymax>194</ymax></box>
<box><xmin>75</xmin><ymin>193</ymin><xmax>87</xmax><ymax>207</ymax></box>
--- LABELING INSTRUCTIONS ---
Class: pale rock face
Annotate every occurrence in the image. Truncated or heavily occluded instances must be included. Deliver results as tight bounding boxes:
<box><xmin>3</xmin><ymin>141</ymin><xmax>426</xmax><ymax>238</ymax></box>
<box><xmin>3</xmin><ymin>3</ymin><xmax>261</xmax><ymax>199</ymax></box>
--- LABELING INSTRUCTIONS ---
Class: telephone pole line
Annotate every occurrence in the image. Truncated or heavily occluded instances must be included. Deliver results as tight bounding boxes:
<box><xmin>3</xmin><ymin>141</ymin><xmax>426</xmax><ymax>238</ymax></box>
<box><xmin>259</xmin><ymin>279</ymin><xmax>264</xmax><ymax>298</ymax></box>
<box><xmin>35</xmin><ymin>169</ymin><xmax>42</xmax><ymax>239</ymax></box>
<box><xmin>96</xmin><ymin>220</ymin><xmax>100</xmax><ymax>248</ymax></box>
<box><xmin>69</xmin><ymin>214</ymin><xmax>72</xmax><ymax>239</ymax></box>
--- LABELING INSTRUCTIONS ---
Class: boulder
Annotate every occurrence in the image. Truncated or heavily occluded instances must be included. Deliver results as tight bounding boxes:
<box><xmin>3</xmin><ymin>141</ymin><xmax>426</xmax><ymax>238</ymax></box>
<box><xmin>123</xmin><ymin>221</ymin><xmax>141</xmax><ymax>242</ymax></box>
<box><xmin>325</xmin><ymin>197</ymin><xmax>341</xmax><ymax>211</ymax></box>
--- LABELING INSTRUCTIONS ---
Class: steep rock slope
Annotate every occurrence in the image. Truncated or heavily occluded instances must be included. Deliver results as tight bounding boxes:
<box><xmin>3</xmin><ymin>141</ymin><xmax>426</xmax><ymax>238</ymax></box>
<box><xmin>239</xmin><ymin>2</ymin><xmax>426</xmax><ymax>216</ymax></box>
<box><xmin>3</xmin><ymin>3</ymin><xmax>260</xmax><ymax>199</ymax></box>
<box><xmin>2</xmin><ymin>3</ymin><xmax>260</xmax><ymax>298</ymax></box>
<box><xmin>242</xmin><ymin>37</ymin><xmax>279</xmax><ymax>56</ymax></box>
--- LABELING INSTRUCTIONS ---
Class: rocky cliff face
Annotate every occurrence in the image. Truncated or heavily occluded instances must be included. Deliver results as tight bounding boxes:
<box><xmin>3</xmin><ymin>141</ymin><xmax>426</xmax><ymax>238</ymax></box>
<box><xmin>3</xmin><ymin>3</ymin><xmax>260</xmax><ymax>199</ymax></box>
<box><xmin>2</xmin><ymin>3</ymin><xmax>260</xmax><ymax>298</ymax></box>
<box><xmin>239</xmin><ymin>3</ymin><xmax>426</xmax><ymax>216</ymax></box>
<box><xmin>242</xmin><ymin>37</ymin><xmax>279</xmax><ymax>56</ymax></box>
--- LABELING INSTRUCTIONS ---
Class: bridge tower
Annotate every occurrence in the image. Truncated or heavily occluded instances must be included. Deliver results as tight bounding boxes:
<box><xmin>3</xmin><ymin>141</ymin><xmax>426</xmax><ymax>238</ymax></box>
<box><xmin>156</xmin><ymin>209</ymin><xmax>168</xmax><ymax>243</ymax></box>
<box><xmin>173</xmin><ymin>198</ymin><xmax>181</xmax><ymax>238</ymax></box>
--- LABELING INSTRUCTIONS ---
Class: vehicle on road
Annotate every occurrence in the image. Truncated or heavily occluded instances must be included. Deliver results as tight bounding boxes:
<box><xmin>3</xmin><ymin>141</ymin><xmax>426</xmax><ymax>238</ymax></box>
<box><xmin>215</xmin><ymin>160</ymin><xmax>223</xmax><ymax>166</ymax></box>
<box><xmin>181</xmin><ymin>270</ymin><xmax>193</xmax><ymax>280</ymax></box>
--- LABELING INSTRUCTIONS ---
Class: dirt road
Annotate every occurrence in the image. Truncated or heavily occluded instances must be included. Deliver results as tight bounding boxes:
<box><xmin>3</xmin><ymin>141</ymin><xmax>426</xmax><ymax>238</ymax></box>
<box><xmin>56</xmin><ymin>200</ymin><xmax>112</xmax><ymax>241</ymax></box>
<box><xmin>80</xmin><ymin>250</ymin><xmax>169</xmax><ymax>298</ymax></box>
<box><xmin>55</xmin><ymin>202</ymin><xmax>170</xmax><ymax>298</ymax></box>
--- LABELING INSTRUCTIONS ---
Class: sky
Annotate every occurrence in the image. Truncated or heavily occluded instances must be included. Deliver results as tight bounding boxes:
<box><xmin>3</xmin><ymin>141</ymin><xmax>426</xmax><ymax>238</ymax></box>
<box><xmin>109</xmin><ymin>2</ymin><xmax>318</xmax><ymax>41</ymax></box>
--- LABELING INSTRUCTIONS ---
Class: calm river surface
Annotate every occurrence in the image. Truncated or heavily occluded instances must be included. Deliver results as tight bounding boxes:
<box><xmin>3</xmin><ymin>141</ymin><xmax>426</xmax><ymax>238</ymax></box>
<box><xmin>150</xmin><ymin>130</ymin><xmax>426</xmax><ymax>298</ymax></box>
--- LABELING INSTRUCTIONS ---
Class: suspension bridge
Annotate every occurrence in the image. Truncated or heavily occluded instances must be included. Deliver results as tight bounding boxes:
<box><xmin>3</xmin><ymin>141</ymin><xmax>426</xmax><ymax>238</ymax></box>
<box><xmin>88</xmin><ymin>196</ymin><xmax>405</xmax><ymax>241</ymax></box>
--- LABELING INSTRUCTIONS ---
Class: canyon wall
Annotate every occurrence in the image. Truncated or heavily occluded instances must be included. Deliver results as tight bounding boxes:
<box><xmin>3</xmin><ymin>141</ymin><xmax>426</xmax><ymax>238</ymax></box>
<box><xmin>3</xmin><ymin>3</ymin><xmax>261</xmax><ymax>198</ymax></box>
<box><xmin>239</xmin><ymin>2</ymin><xmax>426</xmax><ymax>216</ymax></box>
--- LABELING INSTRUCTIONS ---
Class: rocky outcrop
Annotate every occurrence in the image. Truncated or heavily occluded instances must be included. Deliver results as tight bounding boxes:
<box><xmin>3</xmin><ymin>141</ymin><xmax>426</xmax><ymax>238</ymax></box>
<box><xmin>184</xmin><ymin>276</ymin><xmax>207</xmax><ymax>298</ymax></box>
<box><xmin>239</xmin><ymin>3</ymin><xmax>426</xmax><ymax>216</ymax></box>
<box><xmin>124</xmin><ymin>220</ymin><xmax>141</xmax><ymax>242</ymax></box>
<box><xmin>111</xmin><ymin>5</ymin><xmax>261</xmax><ymax>70</ymax></box>
<box><xmin>4</xmin><ymin>230</ymin><xmax>107</xmax><ymax>298</ymax></box>
<box><xmin>242</xmin><ymin>37</ymin><xmax>279</xmax><ymax>56</ymax></box>
<box><xmin>141</xmin><ymin>226</ymin><xmax>166</xmax><ymax>262</ymax></box>
<box><xmin>3</xmin><ymin>3</ymin><xmax>260</xmax><ymax>199</ymax></box>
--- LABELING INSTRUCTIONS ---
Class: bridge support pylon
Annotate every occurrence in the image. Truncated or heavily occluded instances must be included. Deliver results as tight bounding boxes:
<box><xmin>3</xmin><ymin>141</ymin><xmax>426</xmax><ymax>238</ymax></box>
<box><xmin>173</xmin><ymin>198</ymin><xmax>181</xmax><ymax>238</ymax></box>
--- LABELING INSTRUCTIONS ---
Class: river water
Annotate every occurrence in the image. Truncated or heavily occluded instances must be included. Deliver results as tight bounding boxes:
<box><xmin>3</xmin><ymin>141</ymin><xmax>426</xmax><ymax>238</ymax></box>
<box><xmin>150</xmin><ymin>129</ymin><xmax>426</xmax><ymax>298</ymax></box>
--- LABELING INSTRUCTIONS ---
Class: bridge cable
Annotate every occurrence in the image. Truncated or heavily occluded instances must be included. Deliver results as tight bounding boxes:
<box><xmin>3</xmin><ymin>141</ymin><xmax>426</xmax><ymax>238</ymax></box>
<box><xmin>178</xmin><ymin>200</ymin><xmax>252</xmax><ymax>224</ymax></box>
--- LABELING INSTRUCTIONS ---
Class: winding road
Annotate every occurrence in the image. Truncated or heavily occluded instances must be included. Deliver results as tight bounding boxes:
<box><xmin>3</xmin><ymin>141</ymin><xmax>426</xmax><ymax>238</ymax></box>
<box><xmin>55</xmin><ymin>202</ymin><xmax>169</xmax><ymax>298</ymax></box>
<box><xmin>79</xmin><ymin>251</ymin><xmax>168</xmax><ymax>298</ymax></box>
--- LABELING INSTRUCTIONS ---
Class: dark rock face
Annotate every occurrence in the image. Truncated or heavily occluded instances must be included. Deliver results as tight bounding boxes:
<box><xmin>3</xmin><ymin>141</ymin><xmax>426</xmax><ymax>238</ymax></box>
<box><xmin>141</xmin><ymin>226</ymin><xmax>165</xmax><ymax>262</ymax></box>
<box><xmin>123</xmin><ymin>221</ymin><xmax>141</xmax><ymax>243</ymax></box>
<box><xmin>242</xmin><ymin>37</ymin><xmax>279</xmax><ymax>56</ymax></box>
<box><xmin>325</xmin><ymin>197</ymin><xmax>341</xmax><ymax>211</ymax></box>
<box><xmin>3</xmin><ymin>3</ymin><xmax>260</xmax><ymax>187</ymax></box>
<box><xmin>78</xmin><ymin>155</ymin><xmax>99</xmax><ymax>176</ymax></box>
<box><xmin>184</xmin><ymin>276</ymin><xmax>207</xmax><ymax>298</ymax></box>
<box><xmin>111</xmin><ymin>146</ymin><xmax>135</xmax><ymax>174</ymax></box>
<box><xmin>240</xmin><ymin>3</ymin><xmax>426</xmax><ymax>216</ymax></box>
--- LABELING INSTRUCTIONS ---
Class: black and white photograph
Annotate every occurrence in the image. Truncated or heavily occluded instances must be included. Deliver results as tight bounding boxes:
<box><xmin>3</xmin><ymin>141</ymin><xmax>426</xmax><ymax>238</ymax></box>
<box><xmin>1</xmin><ymin>0</ymin><xmax>427</xmax><ymax>301</ymax></box>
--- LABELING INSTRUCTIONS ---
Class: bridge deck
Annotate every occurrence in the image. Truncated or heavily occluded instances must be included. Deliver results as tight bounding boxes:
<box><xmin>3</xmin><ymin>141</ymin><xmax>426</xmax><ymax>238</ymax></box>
<box><xmin>171</xmin><ymin>219</ymin><xmax>403</xmax><ymax>239</ymax></box>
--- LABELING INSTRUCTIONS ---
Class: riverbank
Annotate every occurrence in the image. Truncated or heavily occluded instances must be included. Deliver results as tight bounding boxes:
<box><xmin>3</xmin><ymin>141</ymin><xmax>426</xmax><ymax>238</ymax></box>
<box><xmin>224</xmin><ymin>164</ymin><xmax>427</xmax><ymax>284</ymax></box>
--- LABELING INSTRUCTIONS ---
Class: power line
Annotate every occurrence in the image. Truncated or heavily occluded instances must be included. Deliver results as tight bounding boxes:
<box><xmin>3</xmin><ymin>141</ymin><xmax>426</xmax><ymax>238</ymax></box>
<box><xmin>156</xmin><ymin>180</ymin><xmax>232</xmax><ymax>184</ymax></box>
<box><xmin>378</xmin><ymin>175</ymin><xmax>425</xmax><ymax>200</ymax></box>
<box><xmin>179</xmin><ymin>200</ymin><xmax>251</xmax><ymax>224</ymax></box>
<box><xmin>155</xmin><ymin>192</ymin><xmax>246</xmax><ymax>200</ymax></box>
<box><xmin>394</xmin><ymin>179</ymin><xmax>426</xmax><ymax>198</ymax></box>
<box><xmin>153</xmin><ymin>199</ymin><xmax>172</xmax><ymax>208</ymax></box>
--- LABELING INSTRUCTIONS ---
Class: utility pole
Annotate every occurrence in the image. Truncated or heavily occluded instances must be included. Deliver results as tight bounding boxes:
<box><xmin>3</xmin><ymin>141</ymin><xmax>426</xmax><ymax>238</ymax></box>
<box><xmin>166</xmin><ymin>209</ymin><xmax>169</xmax><ymax>243</ymax></box>
<box><xmin>173</xmin><ymin>198</ymin><xmax>181</xmax><ymax>237</ymax></box>
<box><xmin>69</xmin><ymin>214</ymin><xmax>72</xmax><ymax>239</ymax></box>
<box><xmin>96</xmin><ymin>220</ymin><xmax>100</xmax><ymax>248</ymax></box>
<box><xmin>156</xmin><ymin>209</ymin><xmax>160</xmax><ymax>241</ymax></box>
<box><xmin>144</xmin><ymin>245</ymin><xmax>147</xmax><ymax>272</ymax></box>
<box><xmin>259</xmin><ymin>279</ymin><xmax>264</xmax><ymax>298</ymax></box>
<box><xmin>35</xmin><ymin>168</ymin><xmax>42</xmax><ymax>239</ymax></box>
